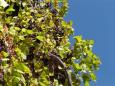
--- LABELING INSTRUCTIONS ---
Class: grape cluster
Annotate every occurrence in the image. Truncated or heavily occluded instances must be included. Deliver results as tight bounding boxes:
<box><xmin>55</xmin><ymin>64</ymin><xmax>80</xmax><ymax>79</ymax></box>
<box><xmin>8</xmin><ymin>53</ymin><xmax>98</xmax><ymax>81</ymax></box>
<box><xmin>28</xmin><ymin>20</ymin><xmax>36</xmax><ymax>30</ymax></box>
<box><xmin>0</xmin><ymin>72</ymin><xmax>4</xmax><ymax>85</ymax></box>
<box><xmin>53</xmin><ymin>27</ymin><xmax>64</xmax><ymax>46</ymax></box>
<box><xmin>45</xmin><ymin>2</ymin><xmax>52</xmax><ymax>8</ymax></box>
<box><xmin>50</xmin><ymin>8</ymin><xmax>58</xmax><ymax>16</ymax></box>
<box><xmin>0</xmin><ymin>40</ymin><xmax>5</xmax><ymax>52</ymax></box>
<box><xmin>26</xmin><ymin>47</ymin><xmax>35</xmax><ymax>61</ymax></box>
<box><xmin>55</xmin><ymin>18</ymin><xmax>61</xmax><ymax>26</ymax></box>
<box><xmin>0</xmin><ymin>41</ymin><xmax>5</xmax><ymax>84</ymax></box>
<box><xmin>0</xmin><ymin>45</ymin><xmax>3</xmax><ymax>52</ymax></box>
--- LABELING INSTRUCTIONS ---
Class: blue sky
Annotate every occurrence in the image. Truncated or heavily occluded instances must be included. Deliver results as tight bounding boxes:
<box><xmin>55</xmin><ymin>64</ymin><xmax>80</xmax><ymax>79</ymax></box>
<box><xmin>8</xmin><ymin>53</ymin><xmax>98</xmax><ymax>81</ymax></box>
<box><xmin>65</xmin><ymin>0</ymin><xmax>115</xmax><ymax>86</ymax></box>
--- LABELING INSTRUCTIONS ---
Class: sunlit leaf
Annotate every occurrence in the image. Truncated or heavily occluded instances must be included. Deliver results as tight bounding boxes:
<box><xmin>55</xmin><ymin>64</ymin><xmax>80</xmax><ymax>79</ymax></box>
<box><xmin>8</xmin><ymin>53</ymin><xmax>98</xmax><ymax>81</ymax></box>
<box><xmin>84</xmin><ymin>80</ymin><xmax>90</xmax><ymax>86</ymax></box>
<box><xmin>1</xmin><ymin>51</ymin><xmax>9</xmax><ymax>57</ymax></box>
<box><xmin>0</xmin><ymin>0</ymin><xmax>9</xmax><ymax>7</ymax></box>
<box><xmin>36</xmin><ymin>36</ymin><xmax>44</xmax><ymax>41</ymax></box>
<box><xmin>14</xmin><ymin>62</ymin><xmax>31</xmax><ymax>74</ymax></box>
<box><xmin>90</xmin><ymin>72</ymin><xmax>96</xmax><ymax>81</ymax></box>
<box><xmin>5</xmin><ymin>4</ymin><xmax>15</xmax><ymax>13</ymax></box>
<box><xmin>27</xmin><ymin>30</ymin><xmax>33</xmax><ymax>34</ymax></box>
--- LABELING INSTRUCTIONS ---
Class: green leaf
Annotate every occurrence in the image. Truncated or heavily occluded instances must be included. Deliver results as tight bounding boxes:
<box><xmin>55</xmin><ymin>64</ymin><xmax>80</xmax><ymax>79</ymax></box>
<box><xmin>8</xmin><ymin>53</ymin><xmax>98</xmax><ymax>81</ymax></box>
<box><xmin>1</xmin><ymin>51</ymin><xmax>9</xmax><ymax>57</ymax></box>
<box><xmin>74</xmin><ymin>63</ymin><xmax>82</xmax><ymax>70</ymax></box>
<box><xmin>72</xmin><ymin>62</ymin><xmax>82</xmax><ymax>73</ymax></box>
<box><xmin>14</xmin><ymin>27</ymin><xmax>20</xmax><ymax>31</ymax></box>
<box><xmin>12</xmin><ymin>76</ymin><xmax>21</xmax><ymax>85</ymax></box>
<box><xmin>12</xmin><ymin>70</ymin><xmax>26</xmax><ymax>86</ymax></box>
<box><xmin>90</xmin><ymin>72</ymin><xmax>96</xmax><ymax>81</ymax></box>
<box><xmin>58</xmin><ymin>0</ymin><xmax>63</xmax><ymax>2</ymax></box>
<box><xmin>74</xmin><ymin>36</ymin><xmax>82</xmax><ymax>42</ymax></box>
<box><xmin>89</xmin><ymin>40</ymin><xmax>94</xmax><ymax>45</ymax></box>
<box><xmin>5</xmin><ymin>4</ymin><xmax>15</xmax><ymax>13</ymax></box>
<box><xmin>54</xmin><ymin>79</ymin><xmax>59</xmax><ymax>86</ymax></box>
<box><xmin>21</xmin><ymin>28</ymin><xmax>27</xmax><ymax>32</ymax></box>
<box><xmin>61</xmin><ymin>21</ymin><xmax>67</xmax><ymax>27</ymax></box>
<box><xmin>14</xmin><ymin>69</ymin><xmax>24</xmax><ymax>74</ymax></box>
<box><xmin>0</xmin><ymin>24</ymin><xmax>3</xmax><ymax>31</ymax></box>
<box><xmin>84</xmin><ymin>80</ymin><xmax>90</xmax><ymax>86</ymax></box>
<box><xmin>27</xmin><ymin>30</ymin><xmax>33</xmax><ymax>34</ymax></box>
<box><xmin>30</xmin><ymin>78</ymin><xmax>38</xmax><ymax>85</ymax></box>
<box><xmin>22</xmin><ymin>2</ymin><xmax>27</xmax><ymax>7</ymax></box>
<box><xmin>14</xmin><ymin>62</ymin><xmax>31</xmax><ymax>74</ymax></box>
<box><xmin>39</xmin><ymin>71</ymin><xmax>50</xmax><ymax>86</ymax></box>
<box><xmin>58</xmin><ymin>46</ymin><xmax>64</xmax><ymax>58</ymax></box>
<box><xmin>69</xmin><ymin>20</ymin><xmax>73</xmax><ymax>26</ymax></box>
<box><xmin>20</xmin><ymin>64</ymin><xmax>30</xmax><ymax>74</ymax></box>
<box><xmin>36</xmin><ymin>36</ymin><xmax>44</xmax><ymax>41</ymax></box>
<box><xmin>49</xmin><ymin>20</ymin><xmax>54</xmax><ymax>27</ymax></box>
<box><xmin>18</xmin><ymin>36</ymin><xmax>25</xmax><ymax>40</ymax></box>
<box><xmin>9</xmin><ymin>26</ymin><xmax>16</xmax><ymax>35</ymax></box>
<box><xmin>51</xmin><ymin>0</ymin><xmax>63</xmax><ymax>3</ymax></box>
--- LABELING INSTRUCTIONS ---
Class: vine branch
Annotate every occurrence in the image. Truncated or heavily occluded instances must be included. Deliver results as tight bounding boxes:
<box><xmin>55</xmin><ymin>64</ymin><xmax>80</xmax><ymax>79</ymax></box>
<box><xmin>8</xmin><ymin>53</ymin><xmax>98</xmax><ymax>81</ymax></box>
<box><xmin>49</xmin><ymin>53</ymin><xmax>72</xmax><ymax>86</ymax></box>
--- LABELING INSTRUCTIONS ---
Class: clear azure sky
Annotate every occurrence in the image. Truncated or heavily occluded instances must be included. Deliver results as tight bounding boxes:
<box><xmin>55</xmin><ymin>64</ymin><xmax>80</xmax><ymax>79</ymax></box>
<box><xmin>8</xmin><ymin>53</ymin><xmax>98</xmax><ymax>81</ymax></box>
<box><xmin>65</xmin><ymin>0</ymin><xmax>115</xmax><ymax>86</ymax></box>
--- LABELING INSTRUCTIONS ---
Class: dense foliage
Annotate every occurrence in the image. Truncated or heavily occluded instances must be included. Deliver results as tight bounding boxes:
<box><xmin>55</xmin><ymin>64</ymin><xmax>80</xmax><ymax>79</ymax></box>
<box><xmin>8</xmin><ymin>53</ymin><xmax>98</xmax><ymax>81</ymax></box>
<box><xmin>0</xmin><ymin>0</ymin><xmax>101</xmax><ymax>86</ymax></box>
